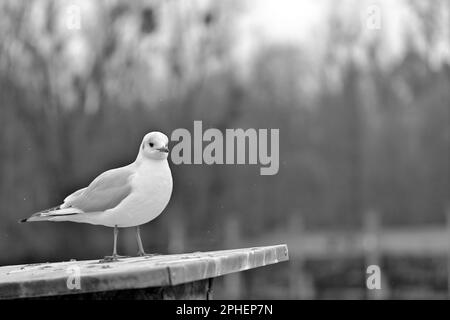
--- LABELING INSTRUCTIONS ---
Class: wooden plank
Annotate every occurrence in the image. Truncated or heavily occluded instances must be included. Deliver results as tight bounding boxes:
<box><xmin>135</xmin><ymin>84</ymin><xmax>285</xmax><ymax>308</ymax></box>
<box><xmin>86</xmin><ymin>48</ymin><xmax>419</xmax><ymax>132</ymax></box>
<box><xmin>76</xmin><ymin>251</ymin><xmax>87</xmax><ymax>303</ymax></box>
<box><xmin>25</xmin><ymin>279</ymin><xmax>213</xmax><ymax>300</ymax></box>
<box><xmin>0</xmin><ymin>245</ymin><xmax>288</xmax><ymax>299</ymax></box>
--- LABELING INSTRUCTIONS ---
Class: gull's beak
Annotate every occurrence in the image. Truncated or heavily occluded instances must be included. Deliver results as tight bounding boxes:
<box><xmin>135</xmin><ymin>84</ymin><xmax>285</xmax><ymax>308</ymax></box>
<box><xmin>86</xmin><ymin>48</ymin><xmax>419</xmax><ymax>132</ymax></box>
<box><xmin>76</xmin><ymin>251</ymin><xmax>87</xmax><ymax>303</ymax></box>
<box><xmin>157</xmin><ymin>146</ymin><xmax>169</xmax><ymax>153</ymax></box>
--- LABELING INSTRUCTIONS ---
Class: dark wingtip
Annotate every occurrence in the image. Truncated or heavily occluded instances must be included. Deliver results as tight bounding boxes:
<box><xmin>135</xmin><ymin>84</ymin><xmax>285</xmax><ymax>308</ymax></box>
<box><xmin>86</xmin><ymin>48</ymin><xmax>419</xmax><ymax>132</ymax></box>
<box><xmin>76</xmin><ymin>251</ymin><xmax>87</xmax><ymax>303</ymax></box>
<box><xmin>19</xmin><ymin>218</ymin><xmax>28</xmax><ymax>223</ymax></box>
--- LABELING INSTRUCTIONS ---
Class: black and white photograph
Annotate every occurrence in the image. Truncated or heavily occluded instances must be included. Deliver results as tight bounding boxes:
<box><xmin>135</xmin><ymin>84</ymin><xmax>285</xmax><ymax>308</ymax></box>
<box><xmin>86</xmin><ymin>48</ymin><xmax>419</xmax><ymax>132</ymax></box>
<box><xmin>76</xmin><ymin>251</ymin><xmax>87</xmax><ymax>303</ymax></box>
<box><xmin>0</xmin><ymin>0</ymin><xmax>449</xmax><ymax>307</ymax></box>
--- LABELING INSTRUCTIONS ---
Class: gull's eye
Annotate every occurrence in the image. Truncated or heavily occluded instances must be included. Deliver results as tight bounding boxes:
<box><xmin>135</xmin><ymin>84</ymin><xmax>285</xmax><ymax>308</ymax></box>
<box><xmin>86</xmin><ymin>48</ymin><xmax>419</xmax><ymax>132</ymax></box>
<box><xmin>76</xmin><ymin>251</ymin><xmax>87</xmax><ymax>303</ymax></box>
<box><xmin>149</xmin><ymin>142</ymin><xmax>154</xmax><ymax>148</ymax></box>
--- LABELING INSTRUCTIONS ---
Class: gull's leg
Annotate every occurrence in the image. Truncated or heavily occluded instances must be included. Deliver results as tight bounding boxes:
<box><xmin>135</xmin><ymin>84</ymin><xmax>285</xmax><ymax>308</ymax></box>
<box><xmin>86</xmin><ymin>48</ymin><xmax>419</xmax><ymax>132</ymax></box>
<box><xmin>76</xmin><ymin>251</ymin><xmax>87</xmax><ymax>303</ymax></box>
<box><xmin>100</xmin><ymin>225</ymin><xmax>127</xmax><ymax>262</ymax></box>
<box><xmin>136</xmin><ymin>225</ymin><xmax>146</xmax><ymax>256</ymax></box>
<box><xmin>113</xmin><ymin>225</ymin><xmax>119</xmax><ymax>256</ymax></box>
<box><xmin>136</xmin><ymin>225</ymin><xmax>159</xmax><ymax>257</ymax></box>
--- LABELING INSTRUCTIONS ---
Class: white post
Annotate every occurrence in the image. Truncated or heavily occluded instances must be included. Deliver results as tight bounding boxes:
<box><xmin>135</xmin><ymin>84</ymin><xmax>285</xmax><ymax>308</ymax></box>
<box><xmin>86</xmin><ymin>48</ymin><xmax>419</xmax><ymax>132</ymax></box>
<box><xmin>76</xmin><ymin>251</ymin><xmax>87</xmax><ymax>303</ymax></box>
<box><xmin>224</xmin><ymin>215</ymin><xmax>242</xmax><ymax>299</ymax></box>
<box><xmin>364</xmin><ymin>209</ymin><xmax>388</xmax><ymax>299</ymax></box>
<box><xmin>288</xmin><ymin>214</ymin><xmax>315</xmax><ymax>299</ymax></box>
<box><xmin>168</xmin><ymin>214</ymin><xmax>185</xmax><ymax>254</ymax></box>
<box><xmin>446</xmin><ymin>205</ymin><xmax>450</xmax><ymax>299</ymax></box>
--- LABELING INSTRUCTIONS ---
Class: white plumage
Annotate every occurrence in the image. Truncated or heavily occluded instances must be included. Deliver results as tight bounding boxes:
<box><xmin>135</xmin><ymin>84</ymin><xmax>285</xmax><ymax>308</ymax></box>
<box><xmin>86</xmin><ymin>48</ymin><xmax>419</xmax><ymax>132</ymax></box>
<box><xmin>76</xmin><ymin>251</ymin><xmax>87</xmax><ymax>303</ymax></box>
<box><xmin>21</xmin><ymin>131</ymin><xmax>173</xmax><ymax>260</ymax></box>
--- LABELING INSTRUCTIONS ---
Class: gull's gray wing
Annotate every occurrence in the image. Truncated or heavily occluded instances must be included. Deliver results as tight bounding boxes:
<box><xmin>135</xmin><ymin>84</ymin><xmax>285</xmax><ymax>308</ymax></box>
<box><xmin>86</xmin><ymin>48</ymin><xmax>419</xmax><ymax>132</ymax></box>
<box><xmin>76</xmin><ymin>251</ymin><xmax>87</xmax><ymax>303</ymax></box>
<box><xmin>62</xmin><ymin>166</ymin><xmax>135</xmax><ymax>213</ymax></box>
<box><xmin>63</xmin><ymin>187</ymin><xmax>87</xmax><ymax>203</ymax></box>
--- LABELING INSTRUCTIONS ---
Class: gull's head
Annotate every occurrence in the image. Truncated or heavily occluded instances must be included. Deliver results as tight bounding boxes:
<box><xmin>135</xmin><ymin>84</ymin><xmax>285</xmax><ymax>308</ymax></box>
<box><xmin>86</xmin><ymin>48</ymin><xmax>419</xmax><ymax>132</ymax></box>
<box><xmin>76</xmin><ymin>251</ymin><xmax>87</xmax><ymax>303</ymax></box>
<box><xmin>139</xmin><ymin>131</ymin><xmax>170</xmax><ymax>161</ymax></box>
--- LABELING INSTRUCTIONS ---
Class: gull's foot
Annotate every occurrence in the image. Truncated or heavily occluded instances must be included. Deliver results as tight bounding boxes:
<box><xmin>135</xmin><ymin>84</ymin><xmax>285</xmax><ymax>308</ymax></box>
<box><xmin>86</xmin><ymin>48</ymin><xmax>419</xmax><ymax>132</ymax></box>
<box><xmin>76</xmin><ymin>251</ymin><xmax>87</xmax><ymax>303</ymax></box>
<box><xmin>99</xmin><ymin>254</ymin><xmax>128</xmax><ymax>263</ymax></box>
<box><xmin>137</xmin><ymin>251</ymin><xmax>161</xmax><ymax>258</ymax></box>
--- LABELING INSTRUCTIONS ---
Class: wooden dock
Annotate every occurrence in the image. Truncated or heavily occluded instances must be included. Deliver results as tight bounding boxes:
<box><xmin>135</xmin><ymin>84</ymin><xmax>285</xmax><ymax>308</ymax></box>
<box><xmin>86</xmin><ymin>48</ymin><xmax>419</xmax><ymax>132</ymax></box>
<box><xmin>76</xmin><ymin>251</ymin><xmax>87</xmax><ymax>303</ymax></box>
<box><xmin>0</xmin><ymin>244</ymin><xmax>288</xmax><ymax>299</ymax></box>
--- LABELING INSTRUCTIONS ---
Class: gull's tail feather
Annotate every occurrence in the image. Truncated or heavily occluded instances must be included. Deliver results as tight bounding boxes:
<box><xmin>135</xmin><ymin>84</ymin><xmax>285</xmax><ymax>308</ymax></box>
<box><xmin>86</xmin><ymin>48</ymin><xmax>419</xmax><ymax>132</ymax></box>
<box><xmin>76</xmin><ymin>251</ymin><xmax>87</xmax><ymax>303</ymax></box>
<box><xmin>19</xmin><ymin>206</ymin><xmax>83</xmax><ymax>223</ymax></box>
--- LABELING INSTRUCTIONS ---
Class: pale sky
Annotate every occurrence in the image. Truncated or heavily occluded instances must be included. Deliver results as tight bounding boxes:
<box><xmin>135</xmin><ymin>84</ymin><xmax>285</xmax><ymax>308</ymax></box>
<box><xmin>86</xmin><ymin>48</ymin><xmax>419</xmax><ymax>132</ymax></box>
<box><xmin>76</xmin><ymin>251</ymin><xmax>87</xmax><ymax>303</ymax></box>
<box><xmin>241</xmin><ymin>0</ymin><xmax>328</xmax><ymax>44</ymax></box>
<box><xmin>53</xmin><ymin>0</ymin><xmax>449</xmax><ymax>88</ymax></box>
<box><xmin>235</xmin><ymin>0</ymin><xmax>449</xmax><ymax>70</ymax></box>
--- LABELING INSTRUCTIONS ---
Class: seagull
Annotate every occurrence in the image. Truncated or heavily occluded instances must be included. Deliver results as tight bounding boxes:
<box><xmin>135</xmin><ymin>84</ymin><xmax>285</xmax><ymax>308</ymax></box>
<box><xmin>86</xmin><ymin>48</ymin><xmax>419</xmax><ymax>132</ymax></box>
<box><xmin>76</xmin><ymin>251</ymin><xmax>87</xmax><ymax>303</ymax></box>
<box><xmin>20</xmin><ymin>132</ymin><xmax>173</xmax><ymax>262</ymax></box>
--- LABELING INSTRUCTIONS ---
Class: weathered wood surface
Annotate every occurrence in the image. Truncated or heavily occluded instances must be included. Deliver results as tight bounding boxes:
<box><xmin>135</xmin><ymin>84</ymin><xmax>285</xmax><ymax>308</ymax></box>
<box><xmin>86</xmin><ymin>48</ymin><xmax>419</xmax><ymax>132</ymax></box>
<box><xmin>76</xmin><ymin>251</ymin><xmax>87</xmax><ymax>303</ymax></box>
<box><xmin>0</xmin><ymin>244</ymin><xmax>288</xmax><ymax>299</ymax></box>
<box><xmin>25</xmin><ymin>279</ymin><xmax>214</xmax><ymax>300</ymax></box>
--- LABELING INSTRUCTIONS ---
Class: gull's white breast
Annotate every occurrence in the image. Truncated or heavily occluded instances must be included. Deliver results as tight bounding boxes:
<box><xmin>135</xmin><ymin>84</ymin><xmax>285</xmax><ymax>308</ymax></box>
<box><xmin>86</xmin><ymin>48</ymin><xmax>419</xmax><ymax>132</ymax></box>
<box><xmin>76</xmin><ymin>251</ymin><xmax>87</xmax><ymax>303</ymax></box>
<box><xmin>98</xmin><ymin>160</ymin><xmax>172</xmax><ymax>228</ymax></box>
